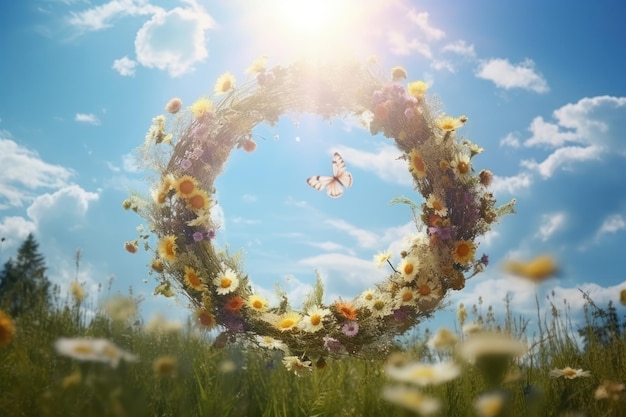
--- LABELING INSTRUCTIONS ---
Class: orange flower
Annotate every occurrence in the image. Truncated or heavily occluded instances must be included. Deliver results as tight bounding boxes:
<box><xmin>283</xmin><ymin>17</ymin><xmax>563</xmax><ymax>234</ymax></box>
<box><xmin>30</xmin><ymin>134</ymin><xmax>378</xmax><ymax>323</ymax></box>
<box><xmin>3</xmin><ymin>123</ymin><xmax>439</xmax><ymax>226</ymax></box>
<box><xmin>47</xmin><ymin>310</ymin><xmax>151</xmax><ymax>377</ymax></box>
<box><xmin>174</xmin><ymin>175</ymin><xmax>198</xmax><ymax>198</ymax></box>
<box><xmin>124</xmin><ymin>241</ymin><xmax>138</xmax><ymax>254</ymax></box>
<box><xmin>196</xmin><ymin>310</ymin><xmax>217</xmax><ymax>329</ymax></box>
<box><xmin>186</xmin><ymin>190</ymin><xmax>210</xmax><ymax>212</ymax></box>
<box><xmin>0</xmin><ymin>310</ymin><xmax>15</xmax><ymax>346</ymax></box>
<box><xmin>184</xmin><ymin>266</ymin><xmax>203</xmax><ymax>291</ymax></box>
<box><xmin>453</xmin><ymin>240</ymin><xmax>476</xmax><ymax>264</ymax></box>
<box><xmin>335</xmin><ymin>300</ymin><xmax>358</xmax><ymax>321</ymax></box>
<box><xmin>225</xmin><ymin>296</ymin><xmax>244</xmax><ymax>313</ymax></box>
<box><xmin>157</xmin><ymin>235</ymin><xmax>178</xmax><ymax>263</ymax></box>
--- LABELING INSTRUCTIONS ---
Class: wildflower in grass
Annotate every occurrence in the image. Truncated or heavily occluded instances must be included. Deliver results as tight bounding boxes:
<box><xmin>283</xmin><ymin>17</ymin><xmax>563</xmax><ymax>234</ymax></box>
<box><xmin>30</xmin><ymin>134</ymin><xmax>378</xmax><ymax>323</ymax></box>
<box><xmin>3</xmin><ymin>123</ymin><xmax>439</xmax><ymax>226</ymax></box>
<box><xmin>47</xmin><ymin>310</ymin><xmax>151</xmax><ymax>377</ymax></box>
<box><xmin>0</xmin><ymin>310</ymin><xmax>15</xmax><ymax>346</ymax></box>
<box><xmin>247</xmin><ymin>294</ymin><xmax>269</xmax><ymax>313</ymax></box>
<box><xmin>462</xmin><ymin>322</ymin><xmax>482</xmax><ymax>335</ymax></box>
<box><xmin>391</xmin><ymin>66</ymin><xmax>407</xmax><ymax>81</ymax></box>
<box><xmin>102</xmin><ymin>296</ymin><xmax>137</xmax><ymax>322</ymax></box>
<box><xmin>408</xmin><ymin>148</ymin><xmax>427</xmax><ymax>178</ymax></box>
<box><xmin>549</xmin><ymin>367</ymin><xmax>591</xmax><ymax>379</ymax></box>
<box><xmin>124</xmin><ymin>240</ymin><xmax>138</xmax><ymax>254</ymax></box>
<box><xmin>382</xmin><ymin>385</ymin><xmax>440</xmax><ymax>415</ymax></box>
<box><xmin>335</xmin><ymin>299</ymin><xmax>358</xmax><ymax>321</ymax></box>
<box><xmin>503</xmin><ymin>254</ymin><xmax>558</xmax><ymax>283</ymax></box>
<box><xmin>246</xmin><ymin>55</ymin><xmax>268</xmax><ymax>74</ymax></box>
<box><xmin>158</xmin><ymin>235</ymin><xmax>178</xmax><ymax>263</ymax></box>
<box><xmin>427</xmin><ymin>327</ymin><xmax>459</xmax><ymax>351</ymax></box>
<box><xmin>145</xmin><ymin>314</ymin><xmax>183</xmax><ymax>335</ymax></box>
<box><xmin>191</xmin><ymin>97</ymin><xmax>214</xmax><ymax>119</ymax></box>
<box><xmin>323</xmin><ymin>336</ymin><xmax>343</xmax><ymax>353</ymax></box>
<box><xmin>215</xmin><ymin>72</ymin><xmax>235</xmax><ymax>94</ymax></box>
<box><xmin>70</xmin><ymin>281</ymin><xmax>84</xmax><ymax>302</ymax></box>
<box><xmin>283</xmin><ymin>356</ymin><xmax>312</xmax><ymax>377</ymax></box>
<box><xmin>213</xmin><ymin>269</ymin><xmax>239</xmax><ymax>295</ymax></box>
<box><xmin>187</xmin><ymin>190</ymin><xmax>211</xmax><ymax>212</ymax></box>
<box><xmin>398</xmin><ymin>256</ymin><xmax>419</xmax><ymax>282</ymax></box>
<box><xmin>453</xmin><ymin>240</ymin><xmax>476</xmax><ymax>264</ymax></box>
<box><xmin>373</xmin><ymin>250</ymin><xmax>392</xmax><ymax>268</ymax></box>
<box><xmin>219</xmin><ymin>359</ymin><xmax>237</xmax><ymax>373</ymax></box>
<box><xmin>426</xmin><ymin>194</ymin><xmax>448</xmax><ymax>217</ymax></box>
<box><xmin>342</xmin><ymin>321</ymin><xmax>359</xmax><ymax>337</ymax></box>
<box><xmin>196</xmin><ymin>309</ymin><xmax>217</xmax><ymax>330</ymax></box>
<box><xmin>474</xmin><ymin>391</ymin><xmax>507</xmax><ymax>417</ymax></box>
<box><xmin>457</xmin><ymin>303</ymin><xmax>468</xmax><ymax>327</ymax></box>
<box><xmin>458</xmin><ymin>331</ymin><xmax>527</xmax><ymax>364</ymax></box>
<box><xmin>396</xmin><ymin>287</ymin><xmax>418</xmax><ymax>307</ymax></box>
<box><xmin>153</xmin><ymin>355</ymin><xmax>178</xmax><ymax>378</ymax></box>
<box><xmin>275</xmin><ymin>311</ymin><xmax>301</xmax><ymax>332</ymax></box>
<box><xmin>256</xmin><ymin>335</ymin><xmax>289</xmax><ymax>352</ymax></box>
<box><xmin>301</xmin><ymin>306</ymin><xmax>331</xmax><ymax>333</ymax></box>
<box><xmin>225</xmin><ymin>295</ymin><xmax>245</xmax><ymax>313</ymax></box>
<box><xmin>450</xmin><ymin>153</ymin><xmax>472</xmax><ymax>181</ymax></box>
<box><xmin>407</xmin><ymin>80</ymin><xmax>428</xmax><ymax>99</ymax></box>
<box><xmin>436</xmin><ymin>115</ymin><xmax>466</xmax><ymax>132</ymax></box>
<box><xmin>54</xmin><ymin>337</ymin><xmax>138</xmax><ymax>368</ymax></box>
<box><xmin>385</xmin><ymin>360</ymin><xmax>461</xmax><ymax>386</ymax></box>
<box><xmin>184</xmin><ymin>266</ymin><xmax>204</xmax><ymax>291</ymax></box>
<box><xmin>165</xmin><ymin>97</ymin><xmax>182</xmax><ymax>114</ymax></box>
<box><xmin>61</xmin><ymin>370</ymin><xmax>82</xmax><ymax>389</ymax></box>
<box><xmin>594</xmin><ymin>380</ymin><xmax>625</xmax><ymax>401</ymax></box>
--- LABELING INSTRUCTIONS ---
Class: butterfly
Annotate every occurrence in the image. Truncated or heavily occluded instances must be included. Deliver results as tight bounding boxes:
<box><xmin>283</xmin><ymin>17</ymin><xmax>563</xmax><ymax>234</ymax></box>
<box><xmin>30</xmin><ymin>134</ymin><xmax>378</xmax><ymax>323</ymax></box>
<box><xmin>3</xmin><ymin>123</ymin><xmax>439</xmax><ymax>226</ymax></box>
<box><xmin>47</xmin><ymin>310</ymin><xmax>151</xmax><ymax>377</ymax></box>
<box><xmin>306</xmin><ymin>152</ymin><xmax>353</xmax><ymax>198</ymax></box>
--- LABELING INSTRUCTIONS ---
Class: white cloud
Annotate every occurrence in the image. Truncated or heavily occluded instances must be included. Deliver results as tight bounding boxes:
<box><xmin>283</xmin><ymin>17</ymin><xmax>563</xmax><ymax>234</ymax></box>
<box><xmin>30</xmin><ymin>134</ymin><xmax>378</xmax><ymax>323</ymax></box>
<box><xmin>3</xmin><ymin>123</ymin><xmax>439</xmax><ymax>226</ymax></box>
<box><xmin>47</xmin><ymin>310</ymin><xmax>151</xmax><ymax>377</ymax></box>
<box><xmin>0</xmin><ymin>217</ymin><xmax>37</xmax><ymax>250</ymax></box>
<box><xmin>232</xmin><ymin>217</ymin><xmax>260</xmax><ymax>225</ymax></box>
<box><xmin>388</xmin><ymin>31</ymin><xmax>432</xmax><ymax>57</ymax></box>
<box><xmin>442</xmin><ymin>40</ymin><xmax>476</xmax><ymax>57</ymax></box>
<box><xmin>242</xmin><ymin>194</ymin><xmax>257</xmax><ymax>203</ymax></box>
<box><xmin>26</xmin><ymin>185</ymin><xmax>99</xmax><ymax>228</ymax></box>
<box><xmin>75</xmin><ymin>113</ymin><xmax>100</xmax><ymax>125</ymax></box>
<box><xmin>122</xmin><ymin>152</ymin><xmax>140</xmax><ymax>172</ymax></box>
<box><xmin>306</xmin><ymin>240</ymin><xmax>355</xmax><ymax>255</ymax></box>
<box><xmin>521</xmin><ymin>145</ymin><xmax>602</xmax><ymax>179</ymax></box>
<box><xmin>596</xmin><ymin>214</ymin><xmax>626</xmax><ymax>238</ymax></box>
<box><xmin>476</xmin><ymin>58</ymin><xmax>549</xmax><ymax>93</ymax></box>
<box><xmin>299</xmin><ymin>253</ymin><xmax>387</xmax><ymax>290</ymax></box>
<box><xmin>430</xmin><ymin>59</ymin><xmax>455</xmax><ymax>73</ymax></box>
<box><xmin>134</xmin><ymin>2</ymin><xmax>216</xmax><ymax>77</ymax></box>
<box><xmin>490</xmin><ymin>172</ymin><xmax>532</xmax><ymax>195</ymax></box>
<box><xmin>499</xmin><ymin>132</ymin><xmax>520</xmax><ymax>148</ymax></box>
<box><xmin>324</xmin><ymin>218</ymin><xmax>379</xmax><ymax>249</ymax></box>
<box><xmin>525</xmin><ymin>96</ymin><xmax>626</xmax><ymax>148</ymax></box>
<box><xmin>67</xmin><ymin>0</ymin><xmax>161</xmax><ymax>32</ymax></box>
<box><xmin>536</xmin><ymin>212</ymin><xmax>566</xmax><ymax>242</ymax></box>
<box><xmin>408</xmin><ymin>10</ymin><xmax>445</xmax><ymax>41</ymax></box>
<box><xmin>0</xmin><ymin>138</ymin><xmax>74</xmax><ymax>207</ymax></box>
<box><xmin>334</xmin><ymin>144</ymin><xmax>411</xmax><ymax>186</ymax></box>
<box><xmin>112</xmin><ymin>56</ymin><xmax>137</xmax><ymax>76</ymax></box>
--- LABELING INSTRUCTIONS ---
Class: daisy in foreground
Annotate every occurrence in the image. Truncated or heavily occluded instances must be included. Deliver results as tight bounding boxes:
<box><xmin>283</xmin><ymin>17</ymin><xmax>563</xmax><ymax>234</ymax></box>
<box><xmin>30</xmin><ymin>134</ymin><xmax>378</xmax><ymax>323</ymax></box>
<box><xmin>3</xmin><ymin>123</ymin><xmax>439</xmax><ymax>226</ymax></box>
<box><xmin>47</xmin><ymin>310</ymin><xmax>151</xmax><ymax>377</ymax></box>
<box><xmin>549</xmin><ymin>366</ymin><xmax>591</xmax><ymax>379</ymax></box>
<box><xmin>282</xmin><ymin>356</ymin><xmax>312</xmax><ymax>377</ymax></box>
<box><xmin>382</xmin><ymin>385</ymin><xmax>440</xmax><ymax>415</ymax></box>
<box><xmin>54</xmin><ymin>337</ymin><xmax>138</xmax><ymax>368</ymax></box>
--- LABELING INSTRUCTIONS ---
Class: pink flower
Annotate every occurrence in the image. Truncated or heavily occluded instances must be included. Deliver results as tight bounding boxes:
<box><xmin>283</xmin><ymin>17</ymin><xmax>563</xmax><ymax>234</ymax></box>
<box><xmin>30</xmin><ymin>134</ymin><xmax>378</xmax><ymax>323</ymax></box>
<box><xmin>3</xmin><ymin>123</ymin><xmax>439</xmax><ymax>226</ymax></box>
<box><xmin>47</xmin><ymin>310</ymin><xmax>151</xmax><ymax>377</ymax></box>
<box><xmin>342</xmin><ymin>321</ymin><xmax>359</xmax><ymax>337</ymax></box>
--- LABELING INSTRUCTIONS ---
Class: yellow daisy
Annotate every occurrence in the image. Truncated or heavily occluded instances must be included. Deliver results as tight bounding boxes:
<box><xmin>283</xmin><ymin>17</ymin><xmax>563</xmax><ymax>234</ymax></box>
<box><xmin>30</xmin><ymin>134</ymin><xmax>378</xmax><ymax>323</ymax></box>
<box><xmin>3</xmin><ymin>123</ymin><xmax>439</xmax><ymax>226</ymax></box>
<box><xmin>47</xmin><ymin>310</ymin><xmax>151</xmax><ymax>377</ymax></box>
<box><xmin>157</xmin><ymin>235</ymin><xmax>178</xmax><ymax>263</ymax></box>
<box><xmin>184</xmin><ymin>266</ymin><xmax>204</xmax><ymax>291</ymax></box>
<box><xmin>214</xmin><ymin>72</ymin><xmax>235</xmax><ymax>95</ymax></box>
<box><xmin>246</xmin><ymin>55</ymin><xmax>268</xmax><ymax>74</ymax></box>
<box><xmin>407</xmin><ymin>80</ymin><xmax>428</xmax><ymax>99</ymax></box>
<box><xmin>213</xmin><ymin>269</ymin><xmax>239</xmax><ymax>295</ymax></box>
<box><xmin>408</xmin><ymin>149</ymin><xmax>427</xmax><ymax>179</ymax></box>
<box><xmin>191</xmin><ymin>97</ymin><xmax>214</xmax><ymax>119</ymax></box>
<box><xmin>435</xmin><ymin>115</ymin><xmax>466</xmax><ymax>132</ymax></box>
<box><xmin>186</xmin><ymin>190</ymin><xmax>211</xmax><ymax>212</ymax></box>
<box><xmin>247</xmin><ymin>294</ymin><xmax>269</xmax><ymax>313</ymax></box>
<box><xmin>174</xmin><ymin>175</ymin><xmax>198</xmax><ymax>198</ymax></box>
<box><xmin>452</xmin><ymin>240</ymin><xmax>476</xmax><ymax>264</ymax></box>
<box><xmin>275</xmin><ymin>311</ymin><xmax>301</xmax><ymax>332</ymax></box>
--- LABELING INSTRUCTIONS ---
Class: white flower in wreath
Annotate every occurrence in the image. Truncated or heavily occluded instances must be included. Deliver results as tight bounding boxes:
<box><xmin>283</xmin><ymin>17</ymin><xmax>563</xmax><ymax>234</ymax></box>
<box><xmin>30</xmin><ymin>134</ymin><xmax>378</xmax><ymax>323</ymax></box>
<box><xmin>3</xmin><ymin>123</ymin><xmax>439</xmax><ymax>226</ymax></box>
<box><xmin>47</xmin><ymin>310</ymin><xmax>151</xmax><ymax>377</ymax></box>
<box><xmin>213</xmin><ymin>269</ymin><xmax>239</xmax><ymax>295</ymax></box>
<box><xmin>300</xmin><ymin>306</ymin><xmax>332</xmax><ymax>333</ymax></box>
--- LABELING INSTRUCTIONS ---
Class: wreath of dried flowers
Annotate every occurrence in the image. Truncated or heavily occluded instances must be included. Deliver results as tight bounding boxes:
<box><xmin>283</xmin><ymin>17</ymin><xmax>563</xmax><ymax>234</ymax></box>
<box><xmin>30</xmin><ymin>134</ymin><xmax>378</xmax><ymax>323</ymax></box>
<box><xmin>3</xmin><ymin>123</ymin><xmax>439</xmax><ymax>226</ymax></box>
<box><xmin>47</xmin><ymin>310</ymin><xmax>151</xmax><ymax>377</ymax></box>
<box><xmin>124</xmin><ymin>57</ymin><xmax>515</xmax><ymax>372</ymax></box>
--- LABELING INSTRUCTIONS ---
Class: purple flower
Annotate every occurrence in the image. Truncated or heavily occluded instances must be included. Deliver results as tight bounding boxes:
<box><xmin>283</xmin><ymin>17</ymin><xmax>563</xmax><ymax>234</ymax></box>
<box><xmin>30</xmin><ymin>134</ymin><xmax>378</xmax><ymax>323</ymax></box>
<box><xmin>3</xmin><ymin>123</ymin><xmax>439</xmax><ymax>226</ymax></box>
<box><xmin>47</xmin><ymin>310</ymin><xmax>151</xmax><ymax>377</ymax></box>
<box><xmin>191</xmin><ymin>147</ymin><xmax>204</xmax><ymax>159</ymax></box>
<box><xmin>428</xmin><ymin>226</ymin><xmax>453</xmax><ymax>240</ymax></box>
<box><xmin>222</xmin><ymin>313</ymin><xmax>244</xmax><ymax>332</ymax></box>
<box><xmin>480</xmin><ymin>254</ymin><xmax>489</xmax><ymax>267</ymax></box>
<box><xmin>180</xmin><ymin>159</ymin><xmax>192</xmax><ymax>170</ymax></box>
<box><xmin>404</xmin><ymin>107</ymin><xmax>415</xmax><ymax>120</ymax></box>
<box><xmin>323</xmin><ymin>337</ymin><xmax>343</xmax><ymax>353</ymax></box>
<box><xmin>206</xmin><ymin>229</ymin><xmax>216</xmax><ymax>240</ymax></box>
<box><xmin>193</xmin><ymin>232</ymin><xmax>205</xmax><ymax>242</ymax></box>
<box><xmin>342</xmin><ymin>321</ymin><xmax>359</xmax><ymax>337</ymax></box>
<box><xmin>372</xmin><ymin>90</ymin><xmax>384</xmax><ymax>104</ymax></box>
<box><xmin>393</xmin><ymin>307</ymin><xmax>410</xmax><ymax>321</ymax></box>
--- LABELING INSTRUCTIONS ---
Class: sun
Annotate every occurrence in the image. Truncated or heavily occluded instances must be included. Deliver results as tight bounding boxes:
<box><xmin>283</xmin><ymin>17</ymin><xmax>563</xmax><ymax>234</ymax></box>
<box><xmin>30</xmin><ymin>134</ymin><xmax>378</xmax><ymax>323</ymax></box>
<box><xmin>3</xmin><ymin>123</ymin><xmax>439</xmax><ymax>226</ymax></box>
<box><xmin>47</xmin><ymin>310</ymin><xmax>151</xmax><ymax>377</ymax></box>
<box><xmin>280</xmin><ymin>0</ymin><xmax>343</xmax><ymax>36</ymax></box>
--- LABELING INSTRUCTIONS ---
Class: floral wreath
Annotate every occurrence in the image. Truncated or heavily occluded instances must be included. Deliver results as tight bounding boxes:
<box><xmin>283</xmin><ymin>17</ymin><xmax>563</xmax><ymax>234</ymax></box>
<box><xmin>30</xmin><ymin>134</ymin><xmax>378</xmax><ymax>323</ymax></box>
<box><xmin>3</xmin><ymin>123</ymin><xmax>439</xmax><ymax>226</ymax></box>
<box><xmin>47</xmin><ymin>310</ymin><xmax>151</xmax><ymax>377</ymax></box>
<box><xmin>124</xmin><ymin>57</ymin><xmax>515</xmax><ymax>372</ymax></box>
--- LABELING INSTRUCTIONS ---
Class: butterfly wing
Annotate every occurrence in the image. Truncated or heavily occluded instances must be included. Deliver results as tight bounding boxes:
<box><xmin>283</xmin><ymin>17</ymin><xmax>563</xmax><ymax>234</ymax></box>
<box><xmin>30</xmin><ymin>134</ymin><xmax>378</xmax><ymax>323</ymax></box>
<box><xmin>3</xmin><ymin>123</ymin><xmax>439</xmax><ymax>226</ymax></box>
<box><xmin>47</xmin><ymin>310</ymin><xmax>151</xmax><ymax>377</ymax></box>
<box><xmin>307</xmin><ymin>175</ymin><xmax>335</xmax><ymax>191</ymax></box>
<box><xmin>332</xmin><ymin>152</ymin><xmax>353</xmax><ymax>189</ymax></box>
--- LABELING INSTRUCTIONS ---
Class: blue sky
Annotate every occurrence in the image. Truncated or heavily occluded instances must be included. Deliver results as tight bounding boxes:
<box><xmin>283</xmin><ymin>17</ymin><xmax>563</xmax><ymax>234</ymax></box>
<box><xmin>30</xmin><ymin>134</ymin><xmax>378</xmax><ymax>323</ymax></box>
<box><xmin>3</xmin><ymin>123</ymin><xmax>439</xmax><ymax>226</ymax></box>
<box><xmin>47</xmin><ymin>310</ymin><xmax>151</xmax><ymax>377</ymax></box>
<box><xmin>1</xmin><ymin>0</ymin><xmax>625</xmax><ymax>330</ymax></box>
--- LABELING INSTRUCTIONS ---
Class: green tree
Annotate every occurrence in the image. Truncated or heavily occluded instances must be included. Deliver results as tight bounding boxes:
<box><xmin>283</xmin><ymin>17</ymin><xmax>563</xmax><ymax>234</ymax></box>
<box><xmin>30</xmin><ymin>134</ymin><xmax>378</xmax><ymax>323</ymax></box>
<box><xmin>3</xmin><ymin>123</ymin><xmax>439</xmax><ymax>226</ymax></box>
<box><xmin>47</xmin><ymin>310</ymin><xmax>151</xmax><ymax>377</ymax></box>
<box><xmin>0</xmin><ymin>233</ymin><xmax>51</xmax><ymax>316</ymax></box>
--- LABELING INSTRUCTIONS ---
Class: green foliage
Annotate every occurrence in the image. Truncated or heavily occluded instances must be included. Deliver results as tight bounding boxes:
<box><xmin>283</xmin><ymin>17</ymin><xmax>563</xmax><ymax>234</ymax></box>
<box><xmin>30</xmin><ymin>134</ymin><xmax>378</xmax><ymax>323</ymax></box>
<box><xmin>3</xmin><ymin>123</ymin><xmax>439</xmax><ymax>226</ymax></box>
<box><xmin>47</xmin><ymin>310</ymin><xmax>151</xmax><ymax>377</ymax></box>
<box><xmin>1</xmin><ymin>285</ymin><xmax>625</xmax><ymax>417</ymax></box>
<box><xmin>0</xmin><ymin>234</ymin><xmax>52</xmax><ymax>317</ymax></box>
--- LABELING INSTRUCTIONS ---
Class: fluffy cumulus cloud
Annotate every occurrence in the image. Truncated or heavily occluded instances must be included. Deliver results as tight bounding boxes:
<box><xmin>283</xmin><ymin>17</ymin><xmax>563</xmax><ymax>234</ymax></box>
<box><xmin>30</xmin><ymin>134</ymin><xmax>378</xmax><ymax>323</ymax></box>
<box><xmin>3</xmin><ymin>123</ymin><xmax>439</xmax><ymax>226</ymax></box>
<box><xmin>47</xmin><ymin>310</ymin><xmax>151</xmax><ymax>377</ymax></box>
<box><xmin>0</xmin><ymin>138</ymin><xmax>74</xmax><ymax>207</ymax></box>
<box><xmin>476</xmin><ymin>58</ymin><xmax>549</xmax><ymax>93</ymax></box>
<box><xmin>442</xmin><ymin>40</ymin><xmax>476</xmax><ymax>57</ymax></box>
<box><xmin>408</xmin><ymin>10</ymin><xmax>445</xmax><ymax>41</ymax></box>
<box><xmin>134</xmin><ymin>2</ymin><xmax>215</xmax><ymax>77</ymax></box>
<box><xmin>26</xmin><ymin>185</ymin><xmax>99</xmax><ymax>229</ymax></box>
<box><xmin>67</xmin><ymin>0</ymin><xmax>161</xmax><ymax>32</ymax></box>
<box><xmin>536</xmin><ymin>212</ymin><xmax>566</xmax><ymax>242</ymax></box>
<box><xmin>334</xmin><ymin>144</ymin><xmax>411</xmax><ymax>186</ymax></box>
<box><xmin>0</xmin><ymin>216</ymin><xmax>37</xmax><ymax>248</ymax></box>
<box><xmin>595</xmin><ymin>214</ymin><xmax>626</xmax><ymax>240</ymax></box>
<box><xmin>112</xmin><ymin>56</ymin><xmax>137</xmax><ymax>76</ymax></box>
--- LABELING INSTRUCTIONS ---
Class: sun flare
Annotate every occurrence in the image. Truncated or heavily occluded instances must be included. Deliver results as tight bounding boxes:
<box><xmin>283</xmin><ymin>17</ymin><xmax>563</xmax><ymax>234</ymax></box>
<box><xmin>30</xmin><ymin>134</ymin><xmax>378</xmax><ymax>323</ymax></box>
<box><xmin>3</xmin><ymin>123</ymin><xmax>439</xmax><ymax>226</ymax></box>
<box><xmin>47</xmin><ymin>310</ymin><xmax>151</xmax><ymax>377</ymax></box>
<box><xmin>280</xmin><ymin>0</ymin><xmax>344</xmax><ymax>35</ymax></box>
